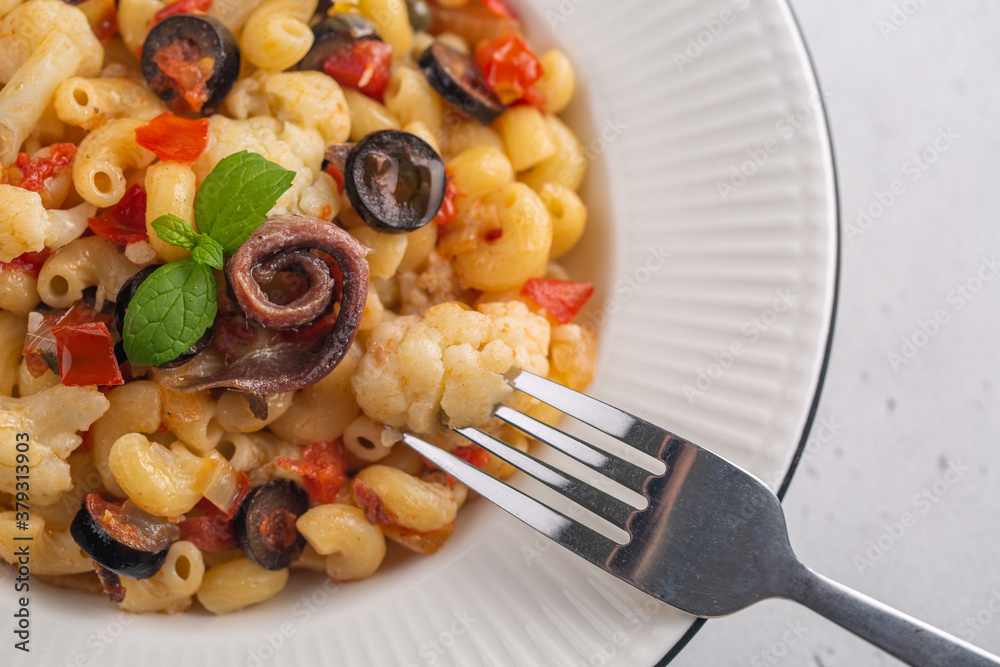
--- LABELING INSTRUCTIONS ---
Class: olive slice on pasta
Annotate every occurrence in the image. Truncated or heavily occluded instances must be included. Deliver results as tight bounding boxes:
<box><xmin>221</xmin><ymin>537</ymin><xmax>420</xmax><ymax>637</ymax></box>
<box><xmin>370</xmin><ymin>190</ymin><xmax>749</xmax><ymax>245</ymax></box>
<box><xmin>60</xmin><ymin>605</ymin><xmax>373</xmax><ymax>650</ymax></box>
<box><xmin>344</xmin><ymin>130</ymin><xmax>447</xmax><ymax>233</ymax></box>
<box><xmin>298</xmin><ymin>13</ymin><xmax>382</xmax><ymax>72</ymax></box>
<box><xmin>234</xmin><ymin>480</ymin><xmax>309</xmax><ymax>571</ymax></box>
<box><xmin>70</xmin><ymin>494</ymin><xmax>180</xmax><ymax>580</ymax></box>
<box><xmin>142</xmin><ymin>15</ymin><xmax>241</xmax><ymax>116</ymax></box>
<box><xmin>419</xmin><ymin>42</ymin><xmax>506</xmax><ymax>125</ymax></box>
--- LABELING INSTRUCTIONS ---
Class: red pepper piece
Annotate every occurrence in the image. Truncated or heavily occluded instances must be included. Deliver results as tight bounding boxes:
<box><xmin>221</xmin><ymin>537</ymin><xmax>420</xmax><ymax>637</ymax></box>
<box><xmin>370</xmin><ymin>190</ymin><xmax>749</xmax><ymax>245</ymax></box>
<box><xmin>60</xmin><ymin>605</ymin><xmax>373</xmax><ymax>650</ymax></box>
<box><xmin>322</xmin><ymin>40</ymin><xmax>394</xmax><ymax>102</ymax></box>
<box><xmin>521</xmin><ymin>278</ymin><xmax>595</xmax><ymax>324</ymax></box>
<box><xmin>134</xmin><ymin>112</ymin><xmax>210</xmax><ymax>163</ymax></box>
<box><xmin>276</xmin><ymin>441</ymin><xmax>348</xmax><ymax>505</ymax></box>
<box><xmin>51</xmin><ymin>322</ymin><xmax>124</xmax><ymax>387</ymax></box>
<box><xmin>87</xmin><ymin>185</ymin><xmax>148</xmax><ymax>245</ymax></box>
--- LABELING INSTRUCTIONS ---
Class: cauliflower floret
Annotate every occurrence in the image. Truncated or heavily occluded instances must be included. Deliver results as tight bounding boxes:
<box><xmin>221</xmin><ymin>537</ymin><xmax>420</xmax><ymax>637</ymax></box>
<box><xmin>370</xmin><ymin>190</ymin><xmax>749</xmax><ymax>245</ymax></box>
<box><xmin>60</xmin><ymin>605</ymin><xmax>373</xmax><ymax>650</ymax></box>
<box><xmin>0</xmin><ymin>512</ymin><xmax>91</xmax><ymax>575</ymax></box>
<box><xmin>352</xmin><ymin>301</ymin><xmax>551</xmax><ymax>434</ymax></box>
<box><xmin>0</xmin><ymin>385</ymin><xmax>109</xmax><ymax>505</ymax></box>
<box><xmin>192</xmin><ymin>116</ymin><xmax>334</xmax><ymax>220</ymax></box>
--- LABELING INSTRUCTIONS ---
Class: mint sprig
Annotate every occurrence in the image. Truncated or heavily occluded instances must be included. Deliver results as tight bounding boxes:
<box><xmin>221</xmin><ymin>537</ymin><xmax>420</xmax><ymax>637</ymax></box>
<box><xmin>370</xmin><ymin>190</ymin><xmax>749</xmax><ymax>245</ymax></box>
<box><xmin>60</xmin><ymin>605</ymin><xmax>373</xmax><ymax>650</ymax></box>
<box><xmin>122</xmin><ymin>151</ymin><xmax>295</xmax><ymax>366</ymax></box>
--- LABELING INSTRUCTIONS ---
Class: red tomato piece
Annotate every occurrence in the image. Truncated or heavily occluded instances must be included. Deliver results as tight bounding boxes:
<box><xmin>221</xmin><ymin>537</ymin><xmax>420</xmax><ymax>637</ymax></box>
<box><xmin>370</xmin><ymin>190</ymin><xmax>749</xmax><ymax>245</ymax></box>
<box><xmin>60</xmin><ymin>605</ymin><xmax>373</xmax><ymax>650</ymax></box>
<box><xmin>353</xmin><ymin>479</ymin><xmax>390</xmax><ymax>525</ymax></box>
<box><xmin>51</xmin><ymin>322</ymin><xmax>124</xmax><ymax>387</ymax></box>
<box><xmin>474</xmin><ymin>31</ymin><xmax>545</xmax><ymax>106</ymax></box>
<box><xmin>1</xmin><ymin>143</ymin><xmax>77</xmax><ymax>193</ymax></box>
<box><xmin>92</xmin><ymin>2</ymin><xmax>119</xmax><ymax>42</ymax></box>
<box><xmin>276</xmin><ymin>441</ymin><xmax>348</xmax><ymax>505</ymax></box>
<box><xmin>23</xmin><ymin>299</ymin><xmax>116</xmax><ymax>378</ymax></box>
<box><xmin>433</xmin><ymin>175</ymin><xmax>460</xmax><ymax>226</ymax></box>
<box><xmin>322</xmin><ymin>40</ymin><xmax>394</xmax><ymax>102</ymax></box>
<box><xmin>452</xmin><ymin>445</ymin><xmax>490</xmax><ymax>468</ymax></box>
<box><xmin>179</xmin><ymin>515</ymin><xmax>237</xmax><ymax>551</ymax></box>
<box><xmin>324</xmin><ymin>162</ymin><xmax>346</xmax><ymax>193</ymax></box>
<box><xmin>521</xmin><ymin>278</ymin><xmax>595</xmax><ymax>324</ymax></box>
<box><xmin>1</xmin><ymin>249</ymin><xmax>51</xmax><ymax>277</ymax></box>
<box><xmin>134</xmin><ymin>112</ymin><xmax>210</xmax><ymax>163</ymax></box>
<box><xmin>87</xmin><ymin>185</ymin><xmax>148</xmax><ymax>245</ymax></box>
<box><xmin>152</xmin><ymin>40</ymin><xmax>213</xmax><ymax>113</ymax></box>
<box><xmin>154</xmin><ymin>0</ymin><xmax>213</xmax><ymax>23</ymax></box>
<box><xmin>479</xmin><ymin>0</ymin><xmax>516</xmax><ymax>19</ymax></box>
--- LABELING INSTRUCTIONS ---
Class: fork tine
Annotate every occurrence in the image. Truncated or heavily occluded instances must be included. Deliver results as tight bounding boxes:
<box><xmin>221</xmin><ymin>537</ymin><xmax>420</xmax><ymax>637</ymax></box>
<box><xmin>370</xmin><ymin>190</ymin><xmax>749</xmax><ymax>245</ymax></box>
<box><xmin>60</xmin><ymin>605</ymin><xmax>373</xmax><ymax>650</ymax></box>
<box><xmin>403</xmin><ymin>434</ymin><xmax>619</xmax><ymax>566</ymax></box>
<box><xmin>510</xmin><ymin>371</ymin><xmax>669</xmax><ymax>458</ymax></box>
<box><xmin>494</xmin><ymin>405</ymin><xmax>652</xmax><ymax>494</ymax></box>
<box><xmin>454</xmin><ymin>427</ymin><xmax>640</xmax><ymax>528</ymax></box>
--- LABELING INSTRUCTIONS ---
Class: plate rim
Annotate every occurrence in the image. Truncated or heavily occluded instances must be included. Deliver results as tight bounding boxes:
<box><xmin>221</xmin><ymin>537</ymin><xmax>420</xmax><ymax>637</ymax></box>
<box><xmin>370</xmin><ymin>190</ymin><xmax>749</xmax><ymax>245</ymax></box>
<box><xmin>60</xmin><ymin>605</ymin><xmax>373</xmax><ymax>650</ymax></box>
<box><xmin>652</xmin><ymin>0</ymin><xmax>843</xmax><ymax>663</ymax></box>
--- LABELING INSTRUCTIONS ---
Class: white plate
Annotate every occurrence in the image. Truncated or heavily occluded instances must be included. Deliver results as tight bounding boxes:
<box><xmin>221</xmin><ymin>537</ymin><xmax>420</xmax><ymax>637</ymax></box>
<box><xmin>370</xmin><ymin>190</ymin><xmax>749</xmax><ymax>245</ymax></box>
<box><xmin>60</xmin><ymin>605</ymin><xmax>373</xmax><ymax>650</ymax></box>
<box><xmin>10</xmin><ymin>0</ymin><xmax>837</xmax><ymax>664</ymax></box>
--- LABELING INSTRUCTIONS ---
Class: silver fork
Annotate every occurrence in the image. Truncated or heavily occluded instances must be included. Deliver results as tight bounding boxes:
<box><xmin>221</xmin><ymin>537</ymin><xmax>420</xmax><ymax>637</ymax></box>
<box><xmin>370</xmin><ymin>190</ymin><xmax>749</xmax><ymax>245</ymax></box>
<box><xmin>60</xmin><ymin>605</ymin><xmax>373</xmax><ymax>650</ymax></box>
<box><xmin>404</xmin><ymin>371</ymin><xmax>1000</xmax><ymax>667</ymax></box>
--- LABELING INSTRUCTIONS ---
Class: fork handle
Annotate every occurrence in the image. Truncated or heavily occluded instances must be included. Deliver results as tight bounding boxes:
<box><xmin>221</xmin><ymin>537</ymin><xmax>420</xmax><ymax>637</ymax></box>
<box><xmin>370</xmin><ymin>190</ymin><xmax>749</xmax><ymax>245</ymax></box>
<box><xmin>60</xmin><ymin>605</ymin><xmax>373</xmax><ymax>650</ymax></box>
<box><xmin>786</xmin><ymin>564</ymin><xmax>1000</xmax><ymax>667</ymax></box>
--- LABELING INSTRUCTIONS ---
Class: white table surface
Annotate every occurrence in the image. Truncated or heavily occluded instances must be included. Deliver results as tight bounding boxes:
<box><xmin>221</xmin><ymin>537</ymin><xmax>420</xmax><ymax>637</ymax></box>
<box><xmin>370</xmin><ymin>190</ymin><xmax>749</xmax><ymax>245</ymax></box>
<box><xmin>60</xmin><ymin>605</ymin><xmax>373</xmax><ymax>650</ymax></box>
<box><xmin>673</xmin><ymin>2</ymin><xmax>1000</xmax><ymax>665</ymax></box>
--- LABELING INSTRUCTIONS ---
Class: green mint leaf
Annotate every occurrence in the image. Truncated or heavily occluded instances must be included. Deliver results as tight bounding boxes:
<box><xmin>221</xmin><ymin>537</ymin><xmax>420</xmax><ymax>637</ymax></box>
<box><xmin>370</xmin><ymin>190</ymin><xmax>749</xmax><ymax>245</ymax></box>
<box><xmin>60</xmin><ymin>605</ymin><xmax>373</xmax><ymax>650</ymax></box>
<box><xmin>192</xmin><ymin>235</ymin><xmax>224</xmax><ymax>270</ymax></box>
<box><xmin>151</xmin><ymin>214</ymin><xmax>200</xmax><ymax>251</ymax></box>
<box><xmin>122</xmin><ymin>259</ymin><xmax>218</xmax><ymax>367</ymax></box>
<box><xmin>195</xmin><ymin>150</ymin><xmax>296</xmax><ymax>255</ymax></box>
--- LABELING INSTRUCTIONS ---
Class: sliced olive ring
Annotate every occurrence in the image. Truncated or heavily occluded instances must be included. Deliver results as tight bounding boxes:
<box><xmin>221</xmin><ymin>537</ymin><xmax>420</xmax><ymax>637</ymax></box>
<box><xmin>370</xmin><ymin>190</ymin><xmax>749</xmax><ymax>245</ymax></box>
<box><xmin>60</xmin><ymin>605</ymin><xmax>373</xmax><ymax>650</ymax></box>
<box><xmin>419</xmin><ymin>42</ymin><xmax>506</xmax><ymax>125</ymax></box>
<box><xmin>344</xmin><ymin>130</ymin><xmax>447</xmax><ymax>233</ymax></box>
<box><xmin>70</xmin><ymin>494</ymin><xmax>179</xmax><ymax>580</ymax></box>
<box><xmin>234</xmin><ymin>480</ymin><xmax>309</xmax><ymax>571</ymax></box>
<box><xmin>298</xmin><ymin>14</ymin><xmax>382</xmax><ymax>72</ymax></box>
<box><xmin>115</xmin><ymin>265</ymin><xmax>212</xmax><ymax>368</ymax></box>
<box><xmin>142</xmin><ymin>14</ymin><xmax>241</xmax><ymax>116</ymax></box>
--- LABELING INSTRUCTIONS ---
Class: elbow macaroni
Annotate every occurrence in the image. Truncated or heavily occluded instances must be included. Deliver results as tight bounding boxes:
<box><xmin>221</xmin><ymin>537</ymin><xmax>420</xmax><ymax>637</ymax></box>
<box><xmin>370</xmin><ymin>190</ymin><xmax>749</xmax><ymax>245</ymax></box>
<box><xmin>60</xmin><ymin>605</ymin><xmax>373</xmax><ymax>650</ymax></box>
<box><xmin>36</xmin><ymin>236</ymin><xmax>143</xmax><ymax>308</ymax></box>
<box><xmin>72</xmin><ymin>118</ymin><xmax>157</xmax><ymax>208</ymax></box>
<box><xmin>241</xmin><ymin>0</ymin><xmax>318</xmax><ymax>72</ymax></box>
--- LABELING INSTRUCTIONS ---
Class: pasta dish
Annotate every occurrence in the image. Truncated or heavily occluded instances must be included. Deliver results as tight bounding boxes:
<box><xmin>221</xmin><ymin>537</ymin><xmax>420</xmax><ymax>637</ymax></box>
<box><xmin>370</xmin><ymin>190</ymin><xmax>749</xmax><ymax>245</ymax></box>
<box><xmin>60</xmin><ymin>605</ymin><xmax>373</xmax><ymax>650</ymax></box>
<box><xmin>0</xmin><ymin>0</ymin><xmax>596</xmax><ymax>615</ymax></box>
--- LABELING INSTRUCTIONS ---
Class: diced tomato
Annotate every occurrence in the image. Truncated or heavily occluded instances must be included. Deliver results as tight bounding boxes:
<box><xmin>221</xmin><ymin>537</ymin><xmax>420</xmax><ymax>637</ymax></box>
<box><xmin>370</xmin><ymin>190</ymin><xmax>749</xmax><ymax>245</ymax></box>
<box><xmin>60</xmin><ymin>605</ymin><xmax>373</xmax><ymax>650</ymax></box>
<box><xmin>479</xmin><ymin>0</ymin><xmax>516</xmax><ymax>19</ymax></box>
<box><xmin>134</xmin><ymin>112</ymin><xmax>210</xmax><ymax>163</ymax></box>
<box><xmin>179</xmin><ymin>515</ymin><xmax>237</xmax><ymax>551</ymax></box>
<box><xmin>154</xmin><ymin>0</ymin><xmax>213</xmax><ymax>23</ymax></box>
<box><xmin>433</xmin><ymin>175</ymin><xmax>460</xmax><ymax>226</ymax></box>
<box><xmin>1</xmin><ymin>143</ymin><xmax>77</xmax><ymax>193</ymax></box>
<box><xmin>1</xmin><ymin>249</ymin><xmax>51</xmax><ymax>277</ymax></box>
<box><xmin>324</xmin><ymin>162</ymin><xmax>346</xmax><ymax>193</ymax></box>
<box><xmin>276</xmin><ymin>441</ymin><xmax>347</xmax><ymax>505</ymax></box>
<box><xmin>178</xmin><ymin>471</ymin><xmax>247</xmax><ymax>549</ymax></box>
<box><xmin>521</xmin><ymin>278</ymin><xmax>594</xmax><ymax>324</ymax></box>
<box><xmin>353</xmin><ymin>479</ymin><xmax>390</xmax><ymax>525</ymax></box>
<box><xmin>151</xmin><ymin>40</ymin><xmax>213</xmax><ymax>113</ymax></box>
<box><xmin>474</xmin><ymin>31</ymin><xmax>545</xmax><ymax>106</ymax></box>
<box><xmin>87</xmin><ymin>185</ymin><xmax>148</xmax><ymax>245</ymax></box>
<box><xmin>23</xmin><ymin>299</ymin><xmax>116</xmax><ymax>378</ymax></box>
<box><xmin>51</xmin><ymin>322</ymin><xmax>124</xmax><ymax>387</ymax></box>
<box><xmin>322</xmin><ymin>40</ymin><xmax>394</xmax><ymax>102</ymax></box>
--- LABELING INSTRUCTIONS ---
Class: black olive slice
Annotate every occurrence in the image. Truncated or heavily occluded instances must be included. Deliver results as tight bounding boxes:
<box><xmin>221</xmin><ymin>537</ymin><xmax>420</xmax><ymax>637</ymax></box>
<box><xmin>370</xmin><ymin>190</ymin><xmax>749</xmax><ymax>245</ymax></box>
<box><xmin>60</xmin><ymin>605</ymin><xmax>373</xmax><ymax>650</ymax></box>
<box><xmin>344</xmin><ymin>130</ymin><xmax>447</xmax><ymax>233</ymax></box>
<box><xmin>70</xmin><ymin>494</ymin><xmax>179</xmax><ymax>580</ymax></box>
<box><xmin>141</xmin><ymin>15</ymin><xmax>241</xmax><ymax>116</ymax></box>
<box><xmin>115</xmin><ymin>264</ymin><xmax>213</xmax><ymax>367</ymax></box>
<box><xmin>234</xmin><ymin>480</ymin><xmax>309</xmax><ymax>571</ymax></box>
<box><xmin>298</xmin><ymin>14</ymin><xmax>382</xmax><ymax>73</ymax></box>
<box><xmin>419</xmin><ymin>42</ymin><xmax>506</xmax><ymax>125</ymax></box>
<box><xmin>406</xmin><ymin>0</ymin><xmax>433</xmax><ymax>34</ymax></box>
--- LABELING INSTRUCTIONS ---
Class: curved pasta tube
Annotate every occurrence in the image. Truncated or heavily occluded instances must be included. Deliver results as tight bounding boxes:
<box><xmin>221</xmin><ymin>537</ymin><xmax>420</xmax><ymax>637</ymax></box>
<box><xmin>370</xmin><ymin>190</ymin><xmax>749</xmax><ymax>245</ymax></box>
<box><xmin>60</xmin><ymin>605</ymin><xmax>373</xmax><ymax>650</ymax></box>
<box><xmin>36</xmin><ymin>236</ymin><xmax>144</xmax><ymax>308</ymax></box>
<box><xmin>451</xmin><ymin>183</ymin><xmax>553</xmax><ymax>292</ymax></box>
<box><xmin>519</xmin><ymin>115</ymin><xmax>588</xmax><ymax>193</ymax></box>
<box><xmin>158</xmin><ymin>387</ymin><xmax>224</xmax><ymax>455</ymax></box>
<box><xmin>119</xmin><ymin>541</ymin><xmax>205</xmax><ymax>613</ymax></box>
<box><xmin>145</xmin><ymin>162</ymin><xmax>197</xmax><ymax>263</ymax></box>
<box><xmin>73</xmin><ymin>118</ymin><xmax>157</xmax><ymax>208</ymax></box>
<box><xmin>536</xmin><ymin>49</ymin><xmax>576</xmax><ymax>115</ymax></box>
<box><xmin>196</xmin><ymin>559</ymin><xmax>289</xmax><ymax>615</ymax></box>
<box><xmin>90</xmin><ymin>381</ymin><xmax>162</xmax><ymax>498</ymax></box>
<box><xmin>540</xmin><ymin>183</ymin><xmax>588</xmax><ymax>260</ymax></box>
<box><xmin>344</xmin><ymin>88</ymin><xmax>400</xmax><ymax>141</ymax></box>
<box><xmin>109</xmin><ymin>434</ymin><xmax>205</xmax><ymax>517</ymax></box>
<box><xmin>493</xmin><ymin>106</ymin><xmax>557</xmax><ymax>173</ymax></box>
<box><xmin>54</xmin><ymin>76</ymin><xmax>167</xmax><ymax>130</ymax></box>
<box><xmin>447</xmin><ymin>145</ymin><xmax>514</xmax><ymax>200</ymax></box>
<box><xmin>352</xmin><ymin>465</ymin><xmax>457</xmax><ymax>533</ymax></box>
<box><xmin>0</xmin><ymin>269</ymin><xmax>38</xmax><ymax>317</ymax></box>
<box><xmin>208</xmin><ymin>0</ymin><xmax>267</xmax><ymax>33</ymax></box>
<box><xmin>216</xmin><ymin>391</ymin><xmax>294</xmax><ymax>433</ymax></box>
<box><xmin>342</xmin><ymin>415</ymin><xmax>394</xmax><ymax>462</ymax></box>
<box><xmin>384</xmin><ymin>66</ymin><xmax>443</xmax><ymax>135</ymax></box>
<box><xmin>296</xmin><ymin>504</ymin><xmax>386</xmax><ymax>582</ymax></box>
<box><xmin>0</xmin><ymin>0</ymin><xmax>103</xmax><ymax>162</ymax></box>
<box><xmin>0</xmin><ymin>311</ymin><xmax>25</xmax><ymax>397</ymax></box>
<box><xmin>0</xmin><ymin>187</ymin><xmax>95</xmax><ymax>262</ymax></box>
<box><xmin>359</xmin><ymin>0</ymin><xmax>412</xmax><ymax>59</ymax></box>
<box><xmin>241</xmin><ymin>0</ymin><xmax>318</xmax><ymax>72</ymax></box>
<box><xmin>0</xmin><ymin>513</ymin><xmax>92</xmax><ymax>575</ymax></box>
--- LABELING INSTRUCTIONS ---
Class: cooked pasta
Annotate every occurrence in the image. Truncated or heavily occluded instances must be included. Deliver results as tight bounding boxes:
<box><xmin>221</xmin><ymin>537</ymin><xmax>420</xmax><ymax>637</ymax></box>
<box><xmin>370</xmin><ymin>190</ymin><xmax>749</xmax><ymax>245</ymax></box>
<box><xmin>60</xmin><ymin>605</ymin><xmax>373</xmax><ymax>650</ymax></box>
<box><xmin>0</xmin><ymin>0</ymin><xmax>599</xmax><ymax>615</ymax></box>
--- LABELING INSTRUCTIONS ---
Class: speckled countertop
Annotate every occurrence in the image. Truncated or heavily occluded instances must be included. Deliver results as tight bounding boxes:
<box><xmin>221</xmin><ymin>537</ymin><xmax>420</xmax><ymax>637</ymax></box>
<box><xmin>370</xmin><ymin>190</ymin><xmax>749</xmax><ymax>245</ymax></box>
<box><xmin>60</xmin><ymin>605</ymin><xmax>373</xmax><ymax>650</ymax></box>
<box><xmin>673</xmin><ymin>2</ymin><xmax>1000</xmax><ymax>665</ymax></box>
